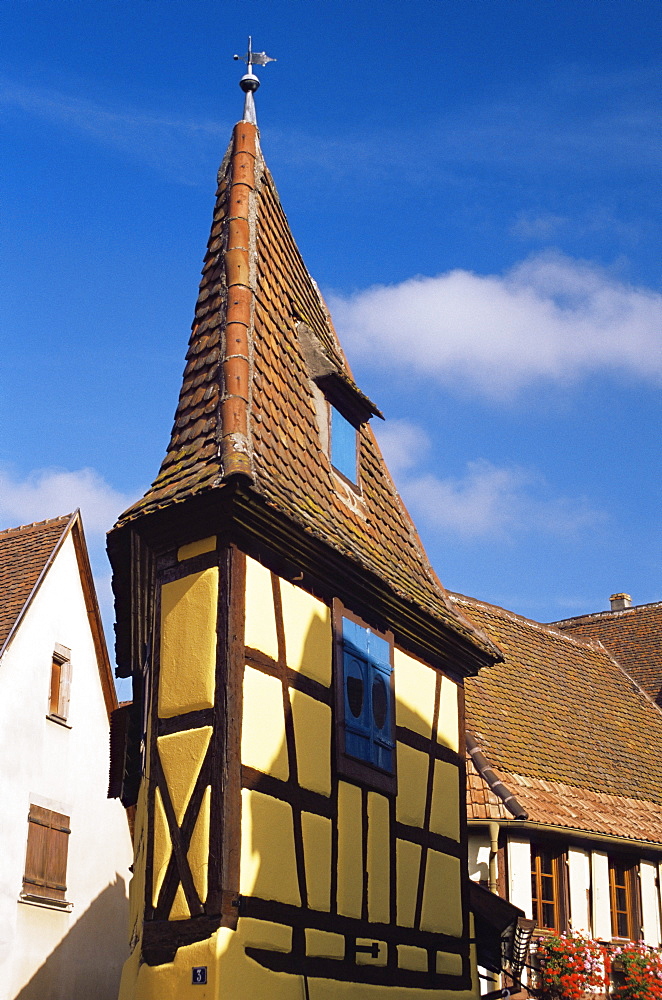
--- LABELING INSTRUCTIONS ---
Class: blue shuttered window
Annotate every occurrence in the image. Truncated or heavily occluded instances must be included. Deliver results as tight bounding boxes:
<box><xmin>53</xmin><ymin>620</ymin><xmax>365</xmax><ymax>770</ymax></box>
<box><xmin>342</xmin><ymin>617</ymin><xmax>394</xmax><ymax>773</ymax></box>
<box><xmin>330</xmin><ymin>406</ymin><xmax>357</xmax><ymax>484</ymax></box>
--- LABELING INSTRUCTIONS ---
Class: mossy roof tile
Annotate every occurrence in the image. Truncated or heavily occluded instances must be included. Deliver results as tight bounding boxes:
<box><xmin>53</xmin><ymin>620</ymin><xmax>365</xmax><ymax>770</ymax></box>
<box><xmin>114</xmin><ymin>122</ymin><xmax>495</xmax><ymax>659</ymax></box>
<box><xmin>458</xmin><ymin>592</ymin><xmax>662</xmax><ymax>841</ymax></box>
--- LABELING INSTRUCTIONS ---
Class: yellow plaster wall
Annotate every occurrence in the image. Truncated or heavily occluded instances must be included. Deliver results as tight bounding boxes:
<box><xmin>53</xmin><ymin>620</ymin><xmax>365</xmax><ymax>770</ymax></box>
<box><xmin>291</xmin><ymin>688</ymin><xmax>331</xmax><ymax>795</ymax></box>
<box><xmin>367</xmin><ymin>791</ymin><xmax>390</xmax><ymax>924</ymax></box>
<box><xmin>437</xmin><ymin>951</ymin><xmax>464</xmax><ymax>976</ymax></box>
<box><xmin>394</xmin><ymin>648</ymin><xmax>436</xmax><ymax>738</ymax></box>
<box><xmin>151</xmin><ymin>786</ymin><xmax>170</xmax><ymax>909</ymax></box>
<box><xmin>188</xmin><ymin>784</ymin><xmax>210</xmax><ymax>903</ymax></box>
<box><xmin>396</xmin><ymin>838</ymin><xmax>422</xmax><ymax>927</ymax></box>
<box><xmin>421</xmin><ymin>851</ymin><xmax>463</xmax><ymax>937</ymax></box>
<box><xmin>128</xmin><ymin>781</ymin><xmax>147</xmax><ymax>948</ymax></box>
<box><xmin>337</xmin><ymin>781</ymin><xmax>363</xmax><ymax>918</ymax></box>
<box><xmin>306</xmin><ymin>977</ymin><xmax>478</xmax><ymax>1000</ymax></box>
<box><xmin>398</xmin><ymin>945</ymin><xmax>428</xmax><ymax>972</ymax></box>
<box><xmin>122</xmin><ymin>926</ymin><xmax>305</xmax><ymax>1000</ymax></box>
<box><xmin>356</xmin><ymin>939</ymin><xmax>387</xmax><ymax>967</ymax></box>
<box><xmin>157</xmin><ymin>725</ymin><xmax>212</xmax><ymax>824</ymax></box>
<box><xmin>244</xmin><ymin>557</ymin><xmax>279</xmax><ymax>660</ymax></box>
<box><xmin>177</xmin><ymin>536</ymin><xmax>216</xmax><ymax>561</ymax></box>
<box><xmin>120</xmin><ymin>917</ymin><xmax>480</xmax><ymax>1000</ymax></box>
<box><xmin>239</xmin><ymin>918</ymin><xmax>292</xmax><ymax>953</ymax></box>
<box><xmin>120</xmin><ymin>925</ymin><xmax>477</xmax><ymax>1000</ymax></box>
<box><xmin>241</xmin><ymin>667</ymin><xmax>288</xmax><ymax>780</ymax></box>
<box><xmin>301</xmin><ymin>811</ymin><xmax>332</xmax><ymax>911</ymax></box>
<box><xmin>240</xmin><ymin>788</ymin><xmax>301</xmax><ymax>906</ymax></box>
<box><xmin>437</xmin><ymin>677</ymin><xmax>459</xmax><ymax>752</ymax></box>
<box><xmin>158</xmin><ymin>569</ymin><xmax>218</xmax><ymax>718</ymax></box>
<box><xmin>169</xmin><ymin>882</ymin><xmax>189</xmax><ymax>920</ymax></box>
<box><xmin>430</xmin><ymin>760</ymin><xmax>460</xmax><ymax>841</ymax></box>
<box><xmin>279</xmin><ymin>578</ymin><xmax>332</xmax><ymax>685</ymax></box>
<box><xmin>305</xmin><ymin>928</ymin><xmax>345</xmax><ymax>959</ymax></box>
<box><xmin>395</xmin><ymin>742</ymin><xmax>428</xmax><ymax>828</ymax></box>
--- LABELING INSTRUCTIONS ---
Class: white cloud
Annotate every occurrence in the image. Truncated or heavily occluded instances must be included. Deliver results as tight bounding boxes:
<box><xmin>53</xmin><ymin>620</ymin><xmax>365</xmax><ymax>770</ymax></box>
<box><xmin>374</xmin><ymin>419</ymin><xmax>430</xmax><ymax>475</ymax></box>
<box><xmin>331</xmin><ymin>253</ymin><xmax>662</xmax><ymax>398</ymax></box>
<box><xmin>374</xmin><ymin>421</ymin><xmax>605</xmax><ymax>541</ymax></box>
<box><xmin>0</xmin><ymin>466</ymin><xmax>135</xmax><ymax>537</ymax></box>
<box><xmin>0</xmin><ymin>467</ymin><xmax>141</xmax><ymax>659</ymax></box>
<box><xmin>511</xmin><ymin>211</ymin><xmax>569</xmax><ymax>240</ymax></box>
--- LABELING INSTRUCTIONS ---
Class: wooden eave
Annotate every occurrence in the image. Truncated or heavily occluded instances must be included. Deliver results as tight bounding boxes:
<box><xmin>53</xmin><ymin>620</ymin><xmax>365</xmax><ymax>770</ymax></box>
<box><xmin>69</xmin><ymin>515</ymin><xmax>117</xmax><ymax>719</ymax></box>
<box><xmin>108</xmin><ymin>483</ymin><xmax>498</xmax><ymax>682</ymax></box>
<box><xmin>467</xmin><ymin>817</ymin><xmax>662</xmax><ymax>857</ymax></box>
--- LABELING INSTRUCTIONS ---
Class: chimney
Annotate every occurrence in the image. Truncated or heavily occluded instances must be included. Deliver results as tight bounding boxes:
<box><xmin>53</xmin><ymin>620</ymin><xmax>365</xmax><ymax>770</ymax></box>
<box><xmin>610</xmin><ymin>593</ymin><xmax>632</xmax><ymax>611</ymax></box>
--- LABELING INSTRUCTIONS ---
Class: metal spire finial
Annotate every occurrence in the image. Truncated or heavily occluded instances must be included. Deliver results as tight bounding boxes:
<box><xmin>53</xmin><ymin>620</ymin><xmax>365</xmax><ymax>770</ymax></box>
<box><xmin>233</xmin><ymin>36</ymin><xmax>276</xmax><ymax>124</ymax></box>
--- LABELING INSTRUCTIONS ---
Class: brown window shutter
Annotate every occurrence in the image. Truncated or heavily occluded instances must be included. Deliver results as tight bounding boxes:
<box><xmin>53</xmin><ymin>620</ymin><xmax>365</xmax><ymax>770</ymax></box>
<box><xmin>49</xmin><ymin>658</ymin><xmax>62</xmax><ymax>716</ymax></box>
<box><xmin>58</xmin><ymin>658</ymin><xmax>72</xmax><ymax>721</ymax></box>
<box><xmin>108</xmin><ymin>702</ymin><xmax>131</xmax><ymax>799</ymax></box>
<box><xmin>23</xmin><ymin>806</ymin><xmax>70</xmax><ymax>902</ymax></box>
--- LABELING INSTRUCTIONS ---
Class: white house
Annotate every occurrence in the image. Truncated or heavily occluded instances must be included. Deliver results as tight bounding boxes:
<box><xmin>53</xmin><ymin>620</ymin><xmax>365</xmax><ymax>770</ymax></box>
<box><xmin>454</xmin><ymin>592</ymin><xmax>662</xmax><ymax>967</ymax></box>
<box><xmin>0</xmin><ymin>512</ymin><xmax>133</xmax><ymax>1000</ymax></box>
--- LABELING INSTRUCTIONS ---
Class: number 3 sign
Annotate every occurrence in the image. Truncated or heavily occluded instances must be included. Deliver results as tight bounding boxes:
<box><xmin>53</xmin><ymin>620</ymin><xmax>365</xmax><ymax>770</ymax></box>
<box><xmin>192</xmin><ymin>966</ymin><xmax>207</xmax><ymax>984</ymax></box>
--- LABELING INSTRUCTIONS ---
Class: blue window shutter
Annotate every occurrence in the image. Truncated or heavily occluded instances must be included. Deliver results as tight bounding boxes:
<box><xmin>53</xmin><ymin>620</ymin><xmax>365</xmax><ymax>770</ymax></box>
<box><xmin>342</xmin><ymin>618</ymin><xmax>394</xmax><ymax>773</ymax></box>
<box><xmin>343</xmin><ymin>648</ymin><xmax>371</xmax><ymax>763</ymax></box>
<box><xmin>342</xmin><ymin>617</ymin><xmax>369</xmax><ymax>655</ymax></box>
<box><xmin>331</xmin><ymin>407</ymin><xmax>357</xmax><ymax>482</ymax></box>
<box><xmin>369</xmin><ymin>630</ymin><xmax>394</xmax><ymax>771</ymax></box>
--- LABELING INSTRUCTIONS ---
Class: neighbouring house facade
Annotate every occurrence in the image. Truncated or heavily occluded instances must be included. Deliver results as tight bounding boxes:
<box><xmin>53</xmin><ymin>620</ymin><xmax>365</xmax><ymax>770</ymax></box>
<box><xmin>106</xmin><ymin>83</ymin><xmax>515</xmax><ymax>999</ymax></box>
<box><xmin>454</xmin><ymin>592</ymin><xmax>662</xmax><ymax>961</ymax></box>
<box><xmin>0</xmin><ymin>512</ymin><xmax>133</xmax><ymax>1000</ymax></box>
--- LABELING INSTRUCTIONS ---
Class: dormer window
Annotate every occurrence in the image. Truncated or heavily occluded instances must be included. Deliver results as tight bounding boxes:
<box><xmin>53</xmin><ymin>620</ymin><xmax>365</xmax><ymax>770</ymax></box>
<box><xmin>295</xmin><ymin>319</ymin><xmax>384</xmax><ymax>492</ymax></box>
<box><xmin>330</xmin><ymin>406</ymin><xmax>358</xmax><ymax>484</ymax></box>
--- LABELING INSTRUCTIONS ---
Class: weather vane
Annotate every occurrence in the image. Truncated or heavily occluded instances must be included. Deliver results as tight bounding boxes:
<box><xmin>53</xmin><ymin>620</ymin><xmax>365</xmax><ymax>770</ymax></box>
<box><xmin>234</xmin><ymin>36</ymin><xmax>276</xmax><ymax>124</ymax></box>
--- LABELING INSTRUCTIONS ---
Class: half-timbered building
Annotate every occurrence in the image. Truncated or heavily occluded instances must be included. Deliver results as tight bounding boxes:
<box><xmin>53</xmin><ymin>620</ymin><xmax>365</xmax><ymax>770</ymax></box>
<box><xmin>108</xmin><ymin>69</ymin><xmax>504</xmax><ymax>1000</ymax></box>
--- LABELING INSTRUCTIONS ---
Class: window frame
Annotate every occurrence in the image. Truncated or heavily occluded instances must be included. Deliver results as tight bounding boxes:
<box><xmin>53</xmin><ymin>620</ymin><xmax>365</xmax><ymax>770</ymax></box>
<box><xmin>47</xmin><ymin>644</ymin><xmax>72</xmax><ymax>726</ymax></box>
<box><xmin>333</xmin><ymin>600</ymin><xmax>396</xmax><ymax>796</ymax></box>
<box><xmin>609</xmin><ymin>856</ymin><xmax>642</xmax><ymax>941</ymax></box>
<box><xmin>329</xmin><ymin>403</ymin><xmax>360</xmax><ymax>488</ymax></box>
<box><xmin>530</xmin><ymin>842</ymin><xmax>567</xmax><ymax>933</ymax></box>
<box><xmin>21</xmin><ymin>804</ymin><xmax>71</xmax><ymax>909</ymax></box>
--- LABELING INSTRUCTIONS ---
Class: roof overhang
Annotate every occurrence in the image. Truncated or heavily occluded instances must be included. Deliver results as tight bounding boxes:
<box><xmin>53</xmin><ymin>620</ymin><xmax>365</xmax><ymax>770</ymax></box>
<box><xmin>468</xmin><ymin>817</ymin><xmax>662</xmax><ymax>855</ymax></box>
<box><xmin>109</xmin><ymin>481</ymin><xmax>497</xmax><ymax>681</ymax></box>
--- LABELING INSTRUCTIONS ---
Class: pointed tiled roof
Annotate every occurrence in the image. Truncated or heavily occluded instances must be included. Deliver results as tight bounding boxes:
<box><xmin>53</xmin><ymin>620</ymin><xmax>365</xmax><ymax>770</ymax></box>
<box><xmin>114</xmin><ymin>121</ymin><xmax>495</xmax><ymax>659</ymax></box>
<box><xmin>455</xmin><ymin>593</ymin><xmax>662</xmax><ymax>843</ymax></box>
<box><xmin>552</xmin><ymin>601</ymin><xmax>662</xmax><ymax>707</ymax></box>
<box><xmin>0</xmin><ymin>515</ymin><xmax>72</xmax><ymax>653</ymax></box>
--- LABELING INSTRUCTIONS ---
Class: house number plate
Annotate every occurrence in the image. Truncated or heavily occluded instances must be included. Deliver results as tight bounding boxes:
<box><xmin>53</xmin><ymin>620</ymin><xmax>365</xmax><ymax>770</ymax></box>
<box><xmin>192</xmin><ymin>966</ymin><xmax>207</xmax><ymax>984</ymax></box>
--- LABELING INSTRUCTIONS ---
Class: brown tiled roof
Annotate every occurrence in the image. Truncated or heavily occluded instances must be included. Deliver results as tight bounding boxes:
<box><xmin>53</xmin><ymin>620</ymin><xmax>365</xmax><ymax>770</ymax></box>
<box><xmin>454</xmin><ymin>594</ymin><xmax>662</xmax><ymax>844</ymax></box>
<box><xmin>113</xmin><ymin>121</ymin><xmax>495</xmax><ymax>658</ymax></box>
<box><xmin>466</xmin><ymin>755</ymin><xmax>662</xmax><ymax>844</ymax></box>
<box><xmin>0</xmin><ymin>515</ymin><xmax>72</xmax><ymax>652</ymax></box>
<box><xmin>552</xmin><ymin>602</ymin><xmax>662</xmax><ymax>707</ymax></box>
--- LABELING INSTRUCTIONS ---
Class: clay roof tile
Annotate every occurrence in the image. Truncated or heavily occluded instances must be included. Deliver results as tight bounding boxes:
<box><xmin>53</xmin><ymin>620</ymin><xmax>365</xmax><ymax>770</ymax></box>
<box><xmin>114</xmin><ymin>121</ymin><xmax>497</xmax><ymax>661</ymax></box>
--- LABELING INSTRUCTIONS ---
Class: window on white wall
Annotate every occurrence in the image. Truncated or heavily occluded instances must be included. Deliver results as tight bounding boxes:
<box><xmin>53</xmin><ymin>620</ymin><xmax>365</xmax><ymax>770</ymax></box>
<box><xmin>22</xmin><ymin>805</ymin><xmax>71</xmax><ymax>907</ymax></box>
<box><xmin>47</xmin><ymin>644</ymin><xmax>72</xmax><ymax>724</ymax></box>
<box><xmin>531</xmin><ymin>843</ymin><xmax>566</xmax><ymax>932</ymax></box>
<box><xmin>609</xmin><ymin>857</ymin><xmax>642</xmax><ymax>940</ymax></box>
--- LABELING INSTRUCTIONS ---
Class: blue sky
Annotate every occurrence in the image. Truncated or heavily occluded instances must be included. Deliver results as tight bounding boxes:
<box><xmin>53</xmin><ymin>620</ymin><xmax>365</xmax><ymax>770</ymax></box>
<box><xmin>1</xmin><ymin>1</ymin><xmax>660</xmax><ymax>693</ymax></box>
